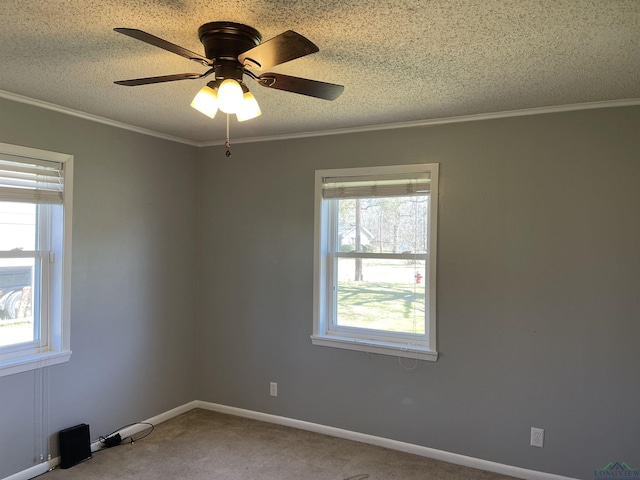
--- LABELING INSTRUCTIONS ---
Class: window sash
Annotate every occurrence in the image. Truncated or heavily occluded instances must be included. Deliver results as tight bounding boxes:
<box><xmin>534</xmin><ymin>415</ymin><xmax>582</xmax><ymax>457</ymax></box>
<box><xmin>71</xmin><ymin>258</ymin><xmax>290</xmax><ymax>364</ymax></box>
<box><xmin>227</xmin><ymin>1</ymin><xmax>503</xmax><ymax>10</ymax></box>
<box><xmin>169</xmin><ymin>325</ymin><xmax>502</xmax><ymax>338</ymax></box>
<box><xmin>325</xmin><ymin>195</ymin><xmax>429</xmax><ymax>342</ymax></box>
<box><xmin>0</xmin><ymin>251</ymin><xmax>49</xmax><ymax>355</ymax></box>
<box><xmin>326</xmin><ymin>263</ymin><xmax>430</xmax><ymax>342</ymax></box>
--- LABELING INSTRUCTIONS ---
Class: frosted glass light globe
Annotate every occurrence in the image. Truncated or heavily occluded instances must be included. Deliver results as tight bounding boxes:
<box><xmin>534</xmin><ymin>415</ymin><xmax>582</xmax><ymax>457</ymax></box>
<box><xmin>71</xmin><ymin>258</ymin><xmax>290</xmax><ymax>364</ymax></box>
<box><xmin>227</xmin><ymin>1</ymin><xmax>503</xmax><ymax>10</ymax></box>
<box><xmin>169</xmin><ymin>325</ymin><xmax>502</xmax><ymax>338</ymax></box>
<box><xmin>236</xmin><ymin>92</ymin><xmax>261</xmax><ymax>122</ymax></box>
<box><xmin>218</xmin><ymin>79</ymin><xmax>244</xmax><ymax>114</ymax></box>
<box><xmin>190</xmin><ymin>85</ymin><xmax>218</xmax><ymax>118</ymax></box>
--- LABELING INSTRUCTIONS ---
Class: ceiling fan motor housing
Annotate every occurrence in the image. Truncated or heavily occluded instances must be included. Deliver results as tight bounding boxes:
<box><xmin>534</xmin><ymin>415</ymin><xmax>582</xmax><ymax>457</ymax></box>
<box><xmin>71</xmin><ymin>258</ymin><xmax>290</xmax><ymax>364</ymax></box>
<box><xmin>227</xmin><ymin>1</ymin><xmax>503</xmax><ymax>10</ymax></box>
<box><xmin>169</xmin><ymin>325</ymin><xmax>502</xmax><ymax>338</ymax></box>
<box><xmin>197</xmin><ymin>22</ymin><xmax>262</xmax><ymax>58</ymax></box>
<box><xmin>198</xmin><ymin>22</ymin><xmax>261</xmax><ymax>82</ymax></box>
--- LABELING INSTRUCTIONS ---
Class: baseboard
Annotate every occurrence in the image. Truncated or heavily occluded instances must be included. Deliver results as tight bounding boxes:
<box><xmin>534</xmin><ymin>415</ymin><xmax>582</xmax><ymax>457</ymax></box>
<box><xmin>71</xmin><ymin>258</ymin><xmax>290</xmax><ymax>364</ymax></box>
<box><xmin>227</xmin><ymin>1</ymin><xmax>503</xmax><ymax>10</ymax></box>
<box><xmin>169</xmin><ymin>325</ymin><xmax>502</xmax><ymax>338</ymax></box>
<box><xmin>2</xmin><ymin>458</ymin><xmax>58</xmax><ymax>480</ymax></box>
<box><xmin>195</xmin><ymin>401</ymin><xmax>578</xmax><ymax>480</ymax></box>
<box><xmin>3</xmin><ymin>399</ymin><xmax>577</xmax><ymax>480</ymax></box>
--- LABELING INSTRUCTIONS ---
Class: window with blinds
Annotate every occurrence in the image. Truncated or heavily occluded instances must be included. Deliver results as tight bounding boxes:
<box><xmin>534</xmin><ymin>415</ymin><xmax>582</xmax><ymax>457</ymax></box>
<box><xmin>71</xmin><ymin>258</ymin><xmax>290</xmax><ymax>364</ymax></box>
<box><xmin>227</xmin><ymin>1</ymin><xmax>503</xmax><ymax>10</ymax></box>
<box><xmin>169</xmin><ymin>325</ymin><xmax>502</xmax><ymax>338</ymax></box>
<box><xmin>312</xmin><ymin>164</ymin><xmax>439</xmax><ymax>361</ymax></box>
<box><xmin>0</xmin><ymin>142</ymin><xmax>73</xmax><ymax>377</ymax></box>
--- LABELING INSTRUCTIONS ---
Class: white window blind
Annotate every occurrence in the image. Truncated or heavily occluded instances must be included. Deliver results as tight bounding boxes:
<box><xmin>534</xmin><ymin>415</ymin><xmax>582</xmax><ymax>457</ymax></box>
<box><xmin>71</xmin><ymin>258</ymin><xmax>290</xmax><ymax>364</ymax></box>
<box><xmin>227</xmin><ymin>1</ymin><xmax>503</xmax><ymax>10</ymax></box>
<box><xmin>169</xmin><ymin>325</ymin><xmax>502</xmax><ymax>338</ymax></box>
<box><xmin>322</xmin><ymin>172</ymin><xmax>431</xmax><ymax>199</ymax></box>
<box><xmin>0</xmin><ymin>153</ymin><xmax>64</xmax><ymax>204</ymax></box>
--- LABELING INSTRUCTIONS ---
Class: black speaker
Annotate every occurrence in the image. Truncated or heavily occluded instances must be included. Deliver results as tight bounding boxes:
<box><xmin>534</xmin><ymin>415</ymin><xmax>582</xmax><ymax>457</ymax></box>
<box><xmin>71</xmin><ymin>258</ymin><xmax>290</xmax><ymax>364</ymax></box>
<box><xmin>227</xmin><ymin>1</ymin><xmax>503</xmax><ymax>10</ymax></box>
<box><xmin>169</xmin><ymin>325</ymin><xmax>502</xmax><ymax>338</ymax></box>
<box><xmin>58</xmin><ymin>423</ymin><xmax>92</xmax><ymax>469</ymax></box>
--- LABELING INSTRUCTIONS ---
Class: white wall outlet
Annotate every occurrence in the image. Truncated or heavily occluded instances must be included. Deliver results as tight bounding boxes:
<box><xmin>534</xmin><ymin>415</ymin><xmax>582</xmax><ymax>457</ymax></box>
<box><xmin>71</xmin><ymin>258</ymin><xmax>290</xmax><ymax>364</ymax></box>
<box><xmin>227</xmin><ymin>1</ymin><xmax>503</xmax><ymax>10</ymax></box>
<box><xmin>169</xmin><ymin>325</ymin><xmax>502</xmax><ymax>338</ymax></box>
<box><xmin>530</xmin><ymin>427</ymin><xmax>544</xmax><ymax>448</ymax></box>
<box><xmin>270</xmin><ymin>382</ymin><xmax>278</xmax><ymax>397</ymax></box>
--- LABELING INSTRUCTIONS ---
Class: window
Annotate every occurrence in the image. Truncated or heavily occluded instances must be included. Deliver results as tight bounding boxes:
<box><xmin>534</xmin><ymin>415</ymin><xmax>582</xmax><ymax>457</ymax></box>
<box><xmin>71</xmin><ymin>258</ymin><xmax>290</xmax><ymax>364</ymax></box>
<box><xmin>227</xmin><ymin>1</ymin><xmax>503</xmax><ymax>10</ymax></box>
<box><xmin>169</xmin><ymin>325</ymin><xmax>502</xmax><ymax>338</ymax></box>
<box><xmin>312</xmin><ymin>164</ymin><xmax>438</xmax><ymax>361</ymax></box>
<box><xmin>0</xmin><ymin>142</ymin><xmax>73</xmax><ymax>377</ymax></box>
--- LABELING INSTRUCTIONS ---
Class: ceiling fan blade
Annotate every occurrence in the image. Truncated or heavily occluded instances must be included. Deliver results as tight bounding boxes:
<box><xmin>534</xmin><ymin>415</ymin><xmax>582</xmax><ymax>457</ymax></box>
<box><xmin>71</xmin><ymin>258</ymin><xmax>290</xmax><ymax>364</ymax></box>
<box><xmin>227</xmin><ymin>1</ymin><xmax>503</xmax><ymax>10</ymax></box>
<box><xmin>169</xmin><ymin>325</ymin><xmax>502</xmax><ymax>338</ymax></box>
<box><xmin>256</xmin><ymin>73</ymin><xmax>344</xmax><ymax>100</ymax></box>
<box><xmin>114</xmin><ymin>28</ymin><xmax>211</xmax><ymax>66</ymax></box>
<box><xmin>238</xmin><ymin>31</ymin><xmax>319</xmax><ymax>69</ymax></box>
<box><xmin>114</xmin><ymin>72</ymin><xmax>206</xmax><ymax>86</ymax></box>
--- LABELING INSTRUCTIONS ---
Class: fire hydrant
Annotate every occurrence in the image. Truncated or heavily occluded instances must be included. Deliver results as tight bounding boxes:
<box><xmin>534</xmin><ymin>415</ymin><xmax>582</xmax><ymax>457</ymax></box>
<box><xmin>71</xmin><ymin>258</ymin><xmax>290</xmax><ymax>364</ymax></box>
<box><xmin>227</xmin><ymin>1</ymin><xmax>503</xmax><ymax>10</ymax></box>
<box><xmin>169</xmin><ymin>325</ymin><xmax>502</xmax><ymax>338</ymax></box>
<box><xmin>415</xmin><ymin>272</ymin><xmax>422</xmax><ymax>284</ymax></box>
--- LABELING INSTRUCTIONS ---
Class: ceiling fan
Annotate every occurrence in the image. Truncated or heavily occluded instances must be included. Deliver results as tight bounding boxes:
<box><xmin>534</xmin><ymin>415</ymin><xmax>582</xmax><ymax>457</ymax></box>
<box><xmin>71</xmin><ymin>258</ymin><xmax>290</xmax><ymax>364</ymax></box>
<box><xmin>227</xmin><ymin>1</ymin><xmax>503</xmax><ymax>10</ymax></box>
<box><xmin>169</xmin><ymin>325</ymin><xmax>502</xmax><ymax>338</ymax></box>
<box><xmin>113</xmin><ymin>22</ymin><xmax>344</xmax><ymax>125</ymax></box>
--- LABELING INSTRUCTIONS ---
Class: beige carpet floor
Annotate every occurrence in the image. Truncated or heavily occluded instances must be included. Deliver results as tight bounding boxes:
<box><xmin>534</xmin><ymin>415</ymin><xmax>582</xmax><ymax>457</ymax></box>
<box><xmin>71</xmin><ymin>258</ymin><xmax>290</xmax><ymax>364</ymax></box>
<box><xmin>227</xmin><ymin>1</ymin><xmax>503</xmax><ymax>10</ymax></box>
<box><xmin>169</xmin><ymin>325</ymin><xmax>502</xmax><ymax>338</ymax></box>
<box><xmin>39</xmin><ymin>408</ymin><xmax>519</xmax><ymax>480</ymax></box>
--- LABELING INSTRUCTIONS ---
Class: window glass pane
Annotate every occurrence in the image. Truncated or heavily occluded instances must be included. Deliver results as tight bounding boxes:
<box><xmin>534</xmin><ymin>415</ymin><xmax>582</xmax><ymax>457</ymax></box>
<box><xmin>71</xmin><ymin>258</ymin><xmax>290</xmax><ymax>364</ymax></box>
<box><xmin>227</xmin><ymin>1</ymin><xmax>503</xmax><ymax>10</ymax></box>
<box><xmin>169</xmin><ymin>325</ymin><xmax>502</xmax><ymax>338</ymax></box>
<box><xmin>0</xmin><ymin>258</ymin><xmax>35</xmax><ymax>347</ymax></box>
<box><xmin>336</xmin><ymin>258</ymin><xmax>426</xmax><ymax>334</ymax></box>
<box><xmin>337</xmin><ymin>196</ymin><xmax>429</xmax><ymax>254</ymax></box>
<box><xmin>0</xmin><ymin>201</ymin><xmax>36</xmax><ymax>251</ymax></box>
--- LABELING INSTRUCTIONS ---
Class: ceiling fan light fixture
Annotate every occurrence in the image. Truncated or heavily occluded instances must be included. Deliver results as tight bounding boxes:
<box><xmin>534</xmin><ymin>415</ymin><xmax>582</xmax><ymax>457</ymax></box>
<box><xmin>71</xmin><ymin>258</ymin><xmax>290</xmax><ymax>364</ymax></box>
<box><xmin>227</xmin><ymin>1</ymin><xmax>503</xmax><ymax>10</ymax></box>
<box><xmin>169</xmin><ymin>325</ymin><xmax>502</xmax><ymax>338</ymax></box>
<box><xmin>236</xmin><ymin>92</ymin><xmax>261</xmax><ymax>122</ymax></box>
<box><xmin>113</xmin><ymin>22</ymin><xmax>344</xmax><ymax>154</ymax></box>
<box><xmin>191</xmin><ymin>85</ymin><xmax>219</xmax><ymax>118</ymax></box>
<box><xmin>218</xmin><ymin>79</ymin><xmax>244</xmax><ymax>114</ymax></box>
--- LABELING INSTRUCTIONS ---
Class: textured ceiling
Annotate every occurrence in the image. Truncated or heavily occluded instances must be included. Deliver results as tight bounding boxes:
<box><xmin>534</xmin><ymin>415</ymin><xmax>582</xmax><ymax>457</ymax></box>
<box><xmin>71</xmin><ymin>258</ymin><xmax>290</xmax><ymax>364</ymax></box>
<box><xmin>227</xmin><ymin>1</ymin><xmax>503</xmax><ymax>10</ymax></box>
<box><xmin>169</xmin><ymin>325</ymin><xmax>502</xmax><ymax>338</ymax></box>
<box><xmin>0</xmin><ymin>0</ymin><xmax>638</xmax><ymax>144</ymax></box>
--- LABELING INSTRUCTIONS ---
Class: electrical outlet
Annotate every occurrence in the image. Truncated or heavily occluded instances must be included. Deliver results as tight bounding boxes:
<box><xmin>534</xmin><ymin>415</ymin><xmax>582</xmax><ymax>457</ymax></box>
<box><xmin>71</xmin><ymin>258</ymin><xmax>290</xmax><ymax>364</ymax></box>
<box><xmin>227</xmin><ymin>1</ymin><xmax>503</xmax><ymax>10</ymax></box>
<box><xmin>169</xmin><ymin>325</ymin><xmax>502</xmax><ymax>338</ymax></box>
<box><xmin>530</xmin><ymin>427</ymin><xmax>544</xmax><ymax>448</ymax></box>
<box><xmin>270</xmin><ymin>382</ymin><xmax>278</xmax><ymax>397</ymax></box>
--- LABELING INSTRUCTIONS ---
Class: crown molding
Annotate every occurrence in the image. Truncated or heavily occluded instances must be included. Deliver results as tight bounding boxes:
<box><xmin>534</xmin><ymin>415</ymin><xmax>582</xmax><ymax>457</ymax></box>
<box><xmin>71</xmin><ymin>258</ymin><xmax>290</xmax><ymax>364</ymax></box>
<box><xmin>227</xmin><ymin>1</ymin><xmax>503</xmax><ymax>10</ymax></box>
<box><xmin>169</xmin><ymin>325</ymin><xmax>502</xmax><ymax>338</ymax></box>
<box><xmin>199</xmin><ymin>98</ymin><xmax>640</xmax><ymax>146</ymax></box>
<box><xmin>2</xmin><ymin>89</ymin><xmax>638</xmax><ymax>148</ymax></box>
<box><xmin>0</xmin><ymin>90</ymin><xmax>199</xmax><ymax>146</ymax></box>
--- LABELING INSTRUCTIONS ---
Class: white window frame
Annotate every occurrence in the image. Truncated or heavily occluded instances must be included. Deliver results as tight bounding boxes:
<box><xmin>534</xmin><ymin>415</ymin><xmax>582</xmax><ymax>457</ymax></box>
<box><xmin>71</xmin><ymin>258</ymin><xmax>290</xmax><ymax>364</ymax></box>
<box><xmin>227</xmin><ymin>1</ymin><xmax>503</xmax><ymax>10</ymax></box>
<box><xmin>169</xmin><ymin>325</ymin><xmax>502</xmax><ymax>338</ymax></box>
<box><xmin>0</xmin><ymin>142</ymin><xmax>73</xmax><ymax>377</ymax></box>
<box><xmin>312</xmin><ymin>163</ymin><xmax>439</xmax><ymax>361</ymax></box>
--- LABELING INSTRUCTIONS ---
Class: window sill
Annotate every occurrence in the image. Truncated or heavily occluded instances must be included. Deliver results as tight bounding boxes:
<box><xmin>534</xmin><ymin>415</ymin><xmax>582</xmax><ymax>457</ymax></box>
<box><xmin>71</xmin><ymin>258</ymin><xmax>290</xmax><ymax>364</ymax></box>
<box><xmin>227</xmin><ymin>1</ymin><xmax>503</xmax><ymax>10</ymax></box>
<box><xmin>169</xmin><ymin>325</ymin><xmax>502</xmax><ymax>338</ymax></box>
<box><xmin>0</xmin><ymin>350</ymin><xmax>72</xmax><ymax>377</ymax></box>
<box><xmin>310</xmin><ymin>335</ymin><xmax>438</xmax><ymax>362</ymax></box>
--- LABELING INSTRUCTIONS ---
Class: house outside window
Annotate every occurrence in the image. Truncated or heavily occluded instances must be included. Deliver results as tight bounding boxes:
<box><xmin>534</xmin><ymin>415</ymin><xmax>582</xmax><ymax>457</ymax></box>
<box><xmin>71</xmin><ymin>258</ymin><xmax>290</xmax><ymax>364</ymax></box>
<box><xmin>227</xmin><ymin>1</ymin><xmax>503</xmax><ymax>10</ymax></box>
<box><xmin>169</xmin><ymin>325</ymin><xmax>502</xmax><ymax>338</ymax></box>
<box><xmin>312</xmin><ymin>163</ymin><xmax>438</xmax><ymax>361</ymax></box>
<box><xmin>0</xmin><ymin>142</ymin><xmax>73</xmax><ymax>377</ymax></box>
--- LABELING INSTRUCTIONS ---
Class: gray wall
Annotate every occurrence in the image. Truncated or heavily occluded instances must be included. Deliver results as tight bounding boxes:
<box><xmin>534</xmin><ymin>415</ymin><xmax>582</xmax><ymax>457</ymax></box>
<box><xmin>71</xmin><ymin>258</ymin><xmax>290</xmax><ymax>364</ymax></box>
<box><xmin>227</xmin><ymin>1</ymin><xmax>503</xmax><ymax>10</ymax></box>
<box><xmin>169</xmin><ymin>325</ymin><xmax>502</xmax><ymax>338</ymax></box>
<box><xmin>197</xmin><ymin>106</ymin><xmax>640</xmax><ymax>480</ymax></box>
<box><xmin>0</xmin><ymin>98</ymin><xmax>199</xmax><ymax>478</ymax></box>
<box><xmin>1</xmin><ymin>99</ymin><xmax>638</xmax><ymax>480</ymax></box>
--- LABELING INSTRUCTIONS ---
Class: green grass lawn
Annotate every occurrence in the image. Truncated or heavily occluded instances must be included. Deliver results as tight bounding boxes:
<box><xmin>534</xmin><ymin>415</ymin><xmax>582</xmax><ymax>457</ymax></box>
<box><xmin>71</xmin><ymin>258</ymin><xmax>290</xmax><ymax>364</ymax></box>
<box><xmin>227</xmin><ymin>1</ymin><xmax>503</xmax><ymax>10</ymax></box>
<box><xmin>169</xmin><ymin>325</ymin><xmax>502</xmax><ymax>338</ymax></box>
<box><xmin>337</xmin><ymin>281</ymin><xmax>425</xmax><ymax>334</ymax></box>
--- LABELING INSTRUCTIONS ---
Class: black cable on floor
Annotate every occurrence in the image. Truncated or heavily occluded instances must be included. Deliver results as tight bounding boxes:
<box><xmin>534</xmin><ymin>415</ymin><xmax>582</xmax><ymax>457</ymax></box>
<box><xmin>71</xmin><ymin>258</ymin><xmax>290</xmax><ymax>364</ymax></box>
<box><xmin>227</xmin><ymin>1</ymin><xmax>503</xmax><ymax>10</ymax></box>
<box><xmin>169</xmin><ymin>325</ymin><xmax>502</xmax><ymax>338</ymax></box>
<box><xmin>99</xmin><ymin>422</ymin><xmax>154</xmax><ymax>448</ymax></box>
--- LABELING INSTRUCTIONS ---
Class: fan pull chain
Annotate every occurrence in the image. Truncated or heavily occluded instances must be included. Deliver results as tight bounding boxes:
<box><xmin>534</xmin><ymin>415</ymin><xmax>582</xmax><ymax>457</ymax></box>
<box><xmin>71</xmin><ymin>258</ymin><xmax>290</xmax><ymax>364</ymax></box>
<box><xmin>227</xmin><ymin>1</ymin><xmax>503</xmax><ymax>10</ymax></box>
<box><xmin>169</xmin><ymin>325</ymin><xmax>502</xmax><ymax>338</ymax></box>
<box><xmin>224</xmin><ymin>114</ymin><xmax>232</xmax><ymax>157</ymax></box>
